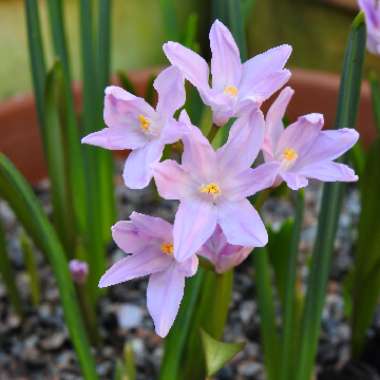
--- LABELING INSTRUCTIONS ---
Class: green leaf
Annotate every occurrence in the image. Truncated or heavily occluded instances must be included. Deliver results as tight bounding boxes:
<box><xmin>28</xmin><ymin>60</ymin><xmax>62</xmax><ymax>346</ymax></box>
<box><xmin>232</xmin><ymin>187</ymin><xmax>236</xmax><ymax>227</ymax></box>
<box><xmin>201</xmin><ymin>329</ymin><xmax>245</xmax><ymax>377</ymax></box>
<box><xmin>117</xmin><ymin>70</ymin><xmax>137</xmax><ymax>94</ymax></box>
<box><xmin>252</xmin><ymin>249</ymin><xmax>280</xmax><ymax>380</ymax></box>
<box><xmin>160</xmin><ymin>0</ymin><xmax>180</xmax><ymax>41</ymax></box>
<box><xmin>295</xmin><ymin>12</ymin><xmax>366</xmax><ymax>380</ymax></box>
<box><xmin>279</xmin><ymin>191</ymin><xmax>304</xmax><ymax>380</ymax></box>
<box><xmin>182</xmin><ymin>270</ymin><xmax>233</xmax><ymax>380</ymax></box>
<box><xmin>352</xmin><ymin>138</ymin><xmax>380</xmax><ymax>356</ymax></box>
<box><xmin>24</xmin><ymin>0</ymin><xmax>46</xmax><ymax>130</ymax></box>
<box><xmin>182</xmin><ymin>13</ymin><xmax>199</xmax><ymax>50</ymax></box>
<box><xmin>369</xmin><ymin>71</ymin><xmax>380</xmax><ymax>134</ymax></box>
<box><xmin>145</xmin><ymin>74</ymin><xmax>156</xmax><ymax>106</ymax></box>
<box><xmin>20</xmin><ymin>232</ymin><xmax>41</xmax><ymax>306</ymax></box>
<box><xmin>44</xmin><ymin>62</ymin><xmax>77</xmax><ymax>254</ymax></box>
<box><xmin>0</xmin><ymin>154</ymin><xmax>98</xmax><ymax>379</ymax></box>
<box><xmin>124</xmin><ymin>343</ymin><xmax>137</xmax><ymax>380</ymax></box>
<box><xmin>0</xmin><ymin>219</ymin><xmax>23</xmax><ymax>317</ymax></box>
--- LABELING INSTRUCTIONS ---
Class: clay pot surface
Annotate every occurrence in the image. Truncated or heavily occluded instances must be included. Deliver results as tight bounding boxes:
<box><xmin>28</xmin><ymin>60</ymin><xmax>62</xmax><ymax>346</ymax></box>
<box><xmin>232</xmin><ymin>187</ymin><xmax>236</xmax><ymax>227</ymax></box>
<box><xmin>0</xmin><ymin>68</ymin><xmax>377</xmax><ymax>184</ymax></box>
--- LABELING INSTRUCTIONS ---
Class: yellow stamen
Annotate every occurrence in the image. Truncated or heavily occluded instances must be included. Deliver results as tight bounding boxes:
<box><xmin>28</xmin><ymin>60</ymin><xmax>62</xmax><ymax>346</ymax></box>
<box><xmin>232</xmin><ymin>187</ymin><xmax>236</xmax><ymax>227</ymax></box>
<box><xmin>282</xmin><ymin>148</ymin><xmax>298</xmax><ymax>162</ymax></box>
<box><xmin>200</xmin><ymin>182</ymin><xmax>221</xmax><ymax>197</ymax></box>
<box><xmin>161</xmin><ymin>242</ymin><xmax>174</xmax><ymax>256</ymax></box>
<box><xmin>138</xmin><ymin>114</ymin><xmax>151</xmax><ymax>132</ymax></box>
<box><xmin>224</xmin><ymin>85</ymin><xmax>238</xmax><ymax>97</ymax></box>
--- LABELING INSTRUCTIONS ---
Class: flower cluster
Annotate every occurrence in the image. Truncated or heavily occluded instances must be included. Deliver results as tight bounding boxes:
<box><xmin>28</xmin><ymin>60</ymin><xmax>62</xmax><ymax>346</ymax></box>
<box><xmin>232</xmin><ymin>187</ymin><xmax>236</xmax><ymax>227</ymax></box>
<box><xmin>82</xmin><ymin>20</ymin><xmax>359</xmax><ymax>337</ymax></box>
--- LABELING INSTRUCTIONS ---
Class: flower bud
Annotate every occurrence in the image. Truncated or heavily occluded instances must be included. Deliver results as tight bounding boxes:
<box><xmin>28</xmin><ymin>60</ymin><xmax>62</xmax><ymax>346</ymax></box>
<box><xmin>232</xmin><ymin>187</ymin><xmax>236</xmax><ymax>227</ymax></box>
<box><xmin>69</xmin><ymin>259</ymin><xmax>89</xmax><ymax>285</ymax></box>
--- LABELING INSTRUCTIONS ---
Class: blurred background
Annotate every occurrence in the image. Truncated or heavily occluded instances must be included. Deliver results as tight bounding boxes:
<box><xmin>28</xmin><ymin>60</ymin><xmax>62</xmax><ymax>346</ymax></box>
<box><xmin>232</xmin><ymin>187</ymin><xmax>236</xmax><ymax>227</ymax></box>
<box><xmin>0</xmin><ymin>0</ymin><xmax>375</xmax><ymax>100</ymax></box>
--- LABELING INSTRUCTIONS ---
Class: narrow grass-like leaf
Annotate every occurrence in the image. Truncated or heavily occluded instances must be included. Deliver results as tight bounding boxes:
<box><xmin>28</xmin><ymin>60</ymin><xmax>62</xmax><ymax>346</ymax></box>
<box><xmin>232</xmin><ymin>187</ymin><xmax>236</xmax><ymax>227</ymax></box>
<box><xmin>145</xmin><ymin>74</ymin><xmax>156</xmax><ymax>106</ymax></box>
<box><xmin>201</xmin><ymin>329</ymin><xmax>245</xmax><ymax>377</ymax></box>
<box><xmin>46</xmin><ymin>0</ymin><xmax>88</xmax><ymax>237</ymax></box>
<box><xmin>0</xmin><ymin>219</ymin><xmax>23</xmax><ymax>317</ymax></box>
<box><xmin>160</xmin><ymin>0</ymin><xmax>180</xmax><ymax>41</ymax></box>
<box><xmin>0</xmin><ymin>154</ymin><xmax>98</xmax><ymax>379</ymax></box>
<box><xmin>182</xmin><ymin>13</ymin><xmax>199</xmax><ymax>50</ymax></box>
<box><xmin>124</xmin><ymin>343</ymin><xmax>137</xmax><ymax>380</ymax></box>
<box><xmin>295</xmin><ymin>12</ymin><xmax>366</xmax><ymax>380</ymax></box>
<box><xmin>117</xmin><ymin>71</ymin><xmax>137</xmax><ymax>94</ymax></box>
<box><xmin>44</xmin><ymin>62</ymin><xmax>76</xmax><ymax>254</ymax></box>
<box><xmin>183</xmin><ymin>270</ymin><xmax>233</xmax><ymax>380</ymax></box>
<box><xmin>159</xmin><ymin>269</ymin><xmax>205</xmax><ymax>380</ymax></box>
<box><xmin>20</xmin><ymin>232</ymin><xmax>41</xmax><ymax>306</ymax></box>
<box><xmin>369</xmin><ymin>71</ymin><xmax>380</xmax><ymax>133</ymax></box>
<box><xmin>352</xmin><ymin>138</ymin><xmax>380</xmax><ymax>356</ymax></box>
<box><xmin>252</xmin><ymin>249</ymin><xmax>280</xmax><ymax>380</ymax></box>
<box><xmin>24</xmin><ymin>0</ymin><xmax>46</xmax><ymax>130</ymax></box>
<box><xmin>280</xmin><ymin>191</ymin><xmax>304</xmax><ymax>380</ymax></box>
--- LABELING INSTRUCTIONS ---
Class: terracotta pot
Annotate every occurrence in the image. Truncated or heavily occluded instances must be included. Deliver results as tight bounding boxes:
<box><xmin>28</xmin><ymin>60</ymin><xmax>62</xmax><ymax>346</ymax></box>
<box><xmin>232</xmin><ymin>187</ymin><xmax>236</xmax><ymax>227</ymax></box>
<box><xmin>0</xmin><ymin>68</ymin><xmax>377</xmax><ymax>185</ymax></box>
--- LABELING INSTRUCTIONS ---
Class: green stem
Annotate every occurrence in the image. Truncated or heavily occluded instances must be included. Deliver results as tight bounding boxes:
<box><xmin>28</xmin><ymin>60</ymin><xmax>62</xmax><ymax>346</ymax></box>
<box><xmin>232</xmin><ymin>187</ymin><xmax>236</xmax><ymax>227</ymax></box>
<box><xmin>280</xmin><ymin>190</ymin><xmax>304</xmax><ymax>380</ymax></box>
<box><xmin>207</xmin><ymin>124</ymin><xmax>220</xmax><ymax>142</ymax></box>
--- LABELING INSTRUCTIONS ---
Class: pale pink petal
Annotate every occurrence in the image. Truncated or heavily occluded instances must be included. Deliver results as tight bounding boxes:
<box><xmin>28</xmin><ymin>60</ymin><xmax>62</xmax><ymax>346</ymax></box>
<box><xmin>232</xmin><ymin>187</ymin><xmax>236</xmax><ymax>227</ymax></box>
<box><xmin>217</xmin><ymin>109</ymin><xmax>265</xmax><ymax>173</ymax></box>
<box><xmin>218</xmin><ymin>199</ymin><xmax>268</xmax><ymax>247</ymax></box>
<box><xmin>173</xmin><ymin>200</ymin><xmax>218</xmax><ymax>262</ymax></box>
<box><xmin>239</xmin><ymin>70</ymin><xmax>291</xmax><ymax>104</ymax></box>
<box><xmin>129</xmin><ymin>212</ymin><xmax>173</xmax><ymax>242</ymax></box>
<box><xmin>153</xmin><ymin>160</ymin><xmax>193</xmax><ymax>200</ymax></box>
<box><xmin>147</xmin><ymin>265</ymin><xmax>185</xmax><ymax>337</ymax></box>
<box><xmin>111</xmin><ymin>220</ymin><xmax>148</xmax><ymax>253</ymax></box>
<box><xmin>98</xmin><ymin>246</ymin><xmax>171</xmax><ymax>288</ymax></box>
<box><xmin>160</xmin><ymin>118</ymin><xmax>187</xmax><ymax>145</ymax></box>
<box><xmin>104</xmin><ymin>86</ymin><xmax>155</xmax><ymax>129</ymax></box>
<box><xmin>177</xmin><ymin>255</ymin><xmax>199</xmax><ymax>277</ymax></box>
<box><xmin>299</xmin><ymin>128</ymin><xmax>359</xmax><ymax>167</ymax></box>
<box><xmin>215</xmin><ymin>246</ymin><xmax>252</xmax><ymax>273</ymax></box>
<box><xmin>239</xmin><ymin>44</ymin><xmax>292</xmax><ymax>96</ymax></box>
<box><xmin>280</xmin><ymin>172</ymin><xmax>309</xmax><ymax>190</ymax></box>
<box><xmin>154</xmin><ymin>66</ymin><xmax>186</xmax><ymax>117</ymax></box>
<box><xmin>123</xmin><ymin>140</ymin><xmax>165</xmax><ymax>189</ymax></box>
<box><xmin>81</xmin><ymin>127</ymin><xmax>147</xmax><ymax>150</ymax></box>
<box><xmin>163</xmin><ymin>42</ymin><xmax>210</xmax><ymax>94</ymax></box>
<box><xmin>209</xmin><ymin>19</ymin><xmax>242</xmax><ymax>91</ymax></box>
<box><xmin>223</xmin><ymin>162</ymin><xmax>280</xmax><ymax>201</ymax></box>
<box><xmin>298</xmin><ymin>162</ymin><xmax>358</xmax><ymax>183</ymax></box>
<box><xmin>180</xmin><ymin>120</ymin><xmax>217</xmax><ymax>179</ymax></box>
<box><xmin>275</xmin><ymin>113</ymin><xmax>324</xmax><ymax>159</ymax></box>
<box><xmin>359</xmin><ymin>0</ymin><xmax>380</xmax><ymax>28</ymax></box>
<box><xmin>265</xmin><ymin>86</ymin><xmax>294</xmax><ymax>153</ymax></box>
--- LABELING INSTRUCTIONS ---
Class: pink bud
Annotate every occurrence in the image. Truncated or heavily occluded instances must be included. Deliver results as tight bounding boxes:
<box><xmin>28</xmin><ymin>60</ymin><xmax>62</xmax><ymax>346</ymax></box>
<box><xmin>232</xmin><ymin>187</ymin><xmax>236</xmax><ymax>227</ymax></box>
<box><xmin>69</xmin><ymin>259</ymin><xmax>89</xmax><ymax>285</ymax></box>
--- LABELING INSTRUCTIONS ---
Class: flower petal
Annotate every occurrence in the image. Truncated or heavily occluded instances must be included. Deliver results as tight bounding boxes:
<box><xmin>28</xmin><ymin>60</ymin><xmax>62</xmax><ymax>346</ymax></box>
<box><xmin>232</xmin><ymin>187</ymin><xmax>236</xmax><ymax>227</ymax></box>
<box><xmin>147</xmin><ymin>264</ymin><xmax>185</xmax><ymax>337</ymax></box>
<box><xmin>104</xmin><ymin>86</ymin><xmax>155</xmax><ymax>129</ymax></box>
<box><xmin>209</xmin><ymin>19</ymin><xmax>242</xmax><ymax>91</ymax></box>
<box><xmin>81</xmin><ymin>127</ymin><xmax>147</xmax><ymax>150</ymax></box>
<box><xmin>129</xmin><ymin>212</ymin><xmax>173</xmax><ymax>242</ymax></box>
<box><xmin>264</xmin><ymin>86</ymin><xmax>294</xmax><ymax>154</ymax></box>
<box><xmin>111</xmin><ymin>220</ymin><xmax>148</xmax><ymax>253</ymax></box>
<box><xmin>218</xmin><ymin>199</ymin><xmax>268</xmax><ymax>247</ymax></box>
<box><xmin>223</xmin><ymin>162</ymin><xmax>280</xmax><ymax>201</ymax></box>
<box><xmin>239</xmin><ymin>44</ymin><xmax>292</xmax><ymax>97</ymax></box>
<box><xmin>280</xmin><ymin>172</ymin><xmax>309</xmax><ymax>190</ymax></box>
<box><xmin>98</xmin><ymin>246</ymin><xmax>171</xmax><ymax>288</ymax></box>
<box><xmin>123</xmin><ymin>140</ymin><xmax>165</xmax><ymax>189</ymax></box>
<box><xmin>153</xmin><ymin>159</ymin><xmax>193</xmax><ymax>200</ymax></box>
<box><xmin>275</xmin><ymin>113</ymin><xmax>324</xmax><ymax>159</ymax></box>
<box><xmin>174</xmin><ymin>200</ymin><xmax>217</xmax><ymax>262</ymax></box>
<box><xmin>163</xmin><ymin>42</ymin><xmax>210</xmax><ymax>93</ymax></box>
<box><xmin>300</xmin><ymin>128</ymin><xmax>359</xmax><ymax>167</ymax></box>
<box><xmin>298</xmin><ymin>162</ymin><xmax>358</xmax><ymax>183</ymax></box>
<box><xmin>217</xmin><ymin>109</ymin><xmax>265</xmax><ymax>173</ymax></box>
<box><xmin>154</xmin><ymin>66</ymin><xmax>186</xmax><ymax>117</ymax></box>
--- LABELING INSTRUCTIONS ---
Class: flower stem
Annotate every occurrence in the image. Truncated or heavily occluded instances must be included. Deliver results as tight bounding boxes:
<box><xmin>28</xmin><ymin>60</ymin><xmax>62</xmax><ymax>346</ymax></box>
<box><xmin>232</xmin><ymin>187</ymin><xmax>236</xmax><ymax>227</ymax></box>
<box><xmin>207</xmin><ymin>124</ymin><xmax>220</xmax><ymax>143</ymax></box>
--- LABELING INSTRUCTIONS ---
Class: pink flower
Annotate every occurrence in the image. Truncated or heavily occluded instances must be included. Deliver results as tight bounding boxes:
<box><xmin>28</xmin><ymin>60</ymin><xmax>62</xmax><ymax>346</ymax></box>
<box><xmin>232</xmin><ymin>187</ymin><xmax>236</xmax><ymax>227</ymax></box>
<box><xmin>69</xmin><ymin>259</ymin><xmax>89</xmax><ymax>285</ymax></box>
<box><xmin>81</xmin><ymin>66</ymin><xmax>186</xmax><ymax>189</ymax></box>
<box><xmin>99</xmin><ymin>212</ymin><xmax>198</xmax><ymax>337</ymax></box>
<box><xmin>153</xmin><ymin>110</ymin><xmax>276</xmax><ymax>262</ymax></box>
<box><xmin>260</xmin><ymin>87</ymin><xmax>359</xmax><ymax>190</ymax></box>
<box><xmin>163</xmin><ymin>19</ymin><xmax>292</xmax><ymax>126</ymax></box>
<box><xmin>359</xmin><ymin>0</ymin><xmax>380</xmax><ymax>54</ymax></box>
<box><xmin>200</xmin><ymin>226</ymin><xmax>252</xmax><ymax>273</ymax></box>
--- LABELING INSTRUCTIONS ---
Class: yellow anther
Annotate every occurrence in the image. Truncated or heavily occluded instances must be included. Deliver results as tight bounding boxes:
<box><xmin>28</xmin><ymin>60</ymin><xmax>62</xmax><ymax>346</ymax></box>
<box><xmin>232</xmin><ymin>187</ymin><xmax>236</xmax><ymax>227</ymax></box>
<box><xmin>200</xmin><ymin>182</ymin><xmax>221</xmax><ymax>197</ymax></box>
<box><xmin>282</xmin><ymin>148</ymin><xmax>298</xmax><ymax>162</ymax></box>
<box><xmin>161</xmin><ymin>242</ymin><xmax>174</xmax><ymax>256</ymax></box>
<box><xmin>138</xmin><ymin>114</ymin><xmax>151</xmax><ymax>132</ymax></box>
<box><xmin>224</xmin><ymin>85</ymin><xmax>238</xmax><ymax>97</ymax></box>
